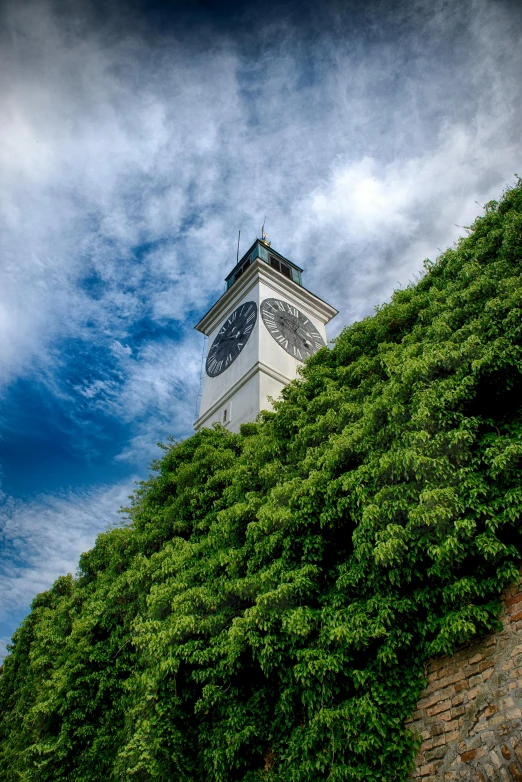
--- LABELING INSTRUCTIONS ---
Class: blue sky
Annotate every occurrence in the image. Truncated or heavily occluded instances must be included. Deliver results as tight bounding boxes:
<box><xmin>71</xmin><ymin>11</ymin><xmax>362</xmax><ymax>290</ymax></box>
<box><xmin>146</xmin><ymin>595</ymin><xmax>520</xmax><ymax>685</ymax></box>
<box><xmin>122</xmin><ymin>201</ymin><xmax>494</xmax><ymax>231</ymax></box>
<box><xmin>1</xmin><ymin>0</ymin><xmax>521</xmax><ymax>659</ymax></box>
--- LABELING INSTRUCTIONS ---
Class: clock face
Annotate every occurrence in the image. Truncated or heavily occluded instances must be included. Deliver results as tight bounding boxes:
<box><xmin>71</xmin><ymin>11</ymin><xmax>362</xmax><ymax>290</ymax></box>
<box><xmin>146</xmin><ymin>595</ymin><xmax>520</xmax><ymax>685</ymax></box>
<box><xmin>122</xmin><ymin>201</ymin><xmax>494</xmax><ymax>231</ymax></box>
<box><xmin>260</xmin><ymin>298</ymin><xmax>326</xmax><ymax>361</ymax></box>
<box><xmin>206</xmin><ymin>301</ymin><xmax>257</xmax><ymax>377</ymax></box>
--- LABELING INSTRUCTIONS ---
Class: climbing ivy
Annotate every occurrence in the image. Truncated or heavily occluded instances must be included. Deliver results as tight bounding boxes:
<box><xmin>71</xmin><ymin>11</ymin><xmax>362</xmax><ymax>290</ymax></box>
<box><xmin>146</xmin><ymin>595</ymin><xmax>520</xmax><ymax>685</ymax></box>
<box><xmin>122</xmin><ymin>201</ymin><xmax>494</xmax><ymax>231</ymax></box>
<box><xmin>1</xmin><ymin>181</ymin><xmax>522</xmax><ymax>781</ymax></box>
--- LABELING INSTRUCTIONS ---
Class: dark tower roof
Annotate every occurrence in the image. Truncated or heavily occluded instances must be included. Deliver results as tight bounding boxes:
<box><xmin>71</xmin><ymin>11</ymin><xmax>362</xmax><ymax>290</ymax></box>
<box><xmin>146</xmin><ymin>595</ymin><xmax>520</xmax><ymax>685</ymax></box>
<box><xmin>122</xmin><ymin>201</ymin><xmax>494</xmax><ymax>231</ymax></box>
<box><xmin>225</xmin><ymin>239</ymin><xmax>303</xmax><ymax>290</ymax></box>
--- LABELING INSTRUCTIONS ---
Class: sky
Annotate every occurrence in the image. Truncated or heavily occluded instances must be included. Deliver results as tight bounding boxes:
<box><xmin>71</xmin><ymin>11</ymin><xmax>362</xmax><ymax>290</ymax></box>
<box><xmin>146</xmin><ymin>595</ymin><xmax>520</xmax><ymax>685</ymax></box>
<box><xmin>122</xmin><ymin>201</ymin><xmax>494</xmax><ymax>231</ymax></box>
<box><xmin>0</xmin><ymin>0</ymin><xmax>521</xmax><ymax>659</ymax></box>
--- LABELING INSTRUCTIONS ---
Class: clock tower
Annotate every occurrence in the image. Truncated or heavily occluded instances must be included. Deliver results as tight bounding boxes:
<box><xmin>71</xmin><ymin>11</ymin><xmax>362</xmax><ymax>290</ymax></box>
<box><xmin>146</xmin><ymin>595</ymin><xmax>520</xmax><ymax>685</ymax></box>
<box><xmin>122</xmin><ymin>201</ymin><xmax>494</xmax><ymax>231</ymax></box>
<box><xmin>194</xmin><ymin>238</ymin><xmax>338</xmax><ymax>433</ymax></box>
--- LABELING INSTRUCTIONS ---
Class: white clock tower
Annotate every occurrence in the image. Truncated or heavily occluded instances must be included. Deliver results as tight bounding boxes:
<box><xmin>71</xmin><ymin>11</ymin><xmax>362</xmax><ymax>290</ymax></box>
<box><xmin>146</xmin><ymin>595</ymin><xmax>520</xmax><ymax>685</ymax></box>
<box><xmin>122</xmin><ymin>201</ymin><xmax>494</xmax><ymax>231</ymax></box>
<box><xmin>194</xmin><ymin>238</ymin><xmax>338</xmax><ymax>433</ymax></box>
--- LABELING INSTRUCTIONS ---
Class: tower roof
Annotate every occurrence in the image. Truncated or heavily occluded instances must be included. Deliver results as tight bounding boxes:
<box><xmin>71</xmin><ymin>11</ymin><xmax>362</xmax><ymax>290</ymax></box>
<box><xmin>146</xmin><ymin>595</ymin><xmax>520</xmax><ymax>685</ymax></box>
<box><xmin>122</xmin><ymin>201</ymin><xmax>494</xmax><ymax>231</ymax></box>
<box><xmin>195</xmin><ymin>255</ymin><xmax>337</xmax><ymax>336</ymax></box>
<box><xmin>225</xmin><ymin>239</ymin><xmax>303</xmax><ymax>290</ymax></box>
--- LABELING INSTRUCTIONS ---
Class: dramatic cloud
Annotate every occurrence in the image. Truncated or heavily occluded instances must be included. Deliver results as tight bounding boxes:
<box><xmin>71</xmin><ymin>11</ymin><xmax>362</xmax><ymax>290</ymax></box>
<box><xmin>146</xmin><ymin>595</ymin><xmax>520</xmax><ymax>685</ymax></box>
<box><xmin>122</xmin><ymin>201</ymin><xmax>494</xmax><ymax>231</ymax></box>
<box><xmin>0</xmin><ymin>480</ymin><xmax>136</xmax><ymax>659</ymax></box>
<box><xmin>0</xmin><ymin>0</ymin><xmax>520</xmax><ymax>654</ymax></box>
<box><xmin>2</xmin><ymin>0</ymin><xmax>520</xmax><ymax>389</ymax></box>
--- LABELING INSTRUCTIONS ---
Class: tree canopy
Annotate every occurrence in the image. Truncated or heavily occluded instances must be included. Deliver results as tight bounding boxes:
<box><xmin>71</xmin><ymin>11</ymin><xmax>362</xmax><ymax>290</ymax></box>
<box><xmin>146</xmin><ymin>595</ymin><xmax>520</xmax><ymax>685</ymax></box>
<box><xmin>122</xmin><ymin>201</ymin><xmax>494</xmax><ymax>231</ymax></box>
<box><xmin>1</xmin><ymin>180</ymin><xmax>522</xmax><ymax>781</ymax></box>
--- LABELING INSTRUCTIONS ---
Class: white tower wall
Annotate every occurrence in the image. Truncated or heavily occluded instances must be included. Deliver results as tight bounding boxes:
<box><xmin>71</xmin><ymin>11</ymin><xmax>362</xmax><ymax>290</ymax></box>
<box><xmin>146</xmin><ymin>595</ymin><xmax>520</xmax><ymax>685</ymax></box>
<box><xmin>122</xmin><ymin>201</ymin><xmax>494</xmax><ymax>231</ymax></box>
<box><xmin>194</xmin><ymin>255</ymin><xmax>337</xmax><ymax>433</ymax></box>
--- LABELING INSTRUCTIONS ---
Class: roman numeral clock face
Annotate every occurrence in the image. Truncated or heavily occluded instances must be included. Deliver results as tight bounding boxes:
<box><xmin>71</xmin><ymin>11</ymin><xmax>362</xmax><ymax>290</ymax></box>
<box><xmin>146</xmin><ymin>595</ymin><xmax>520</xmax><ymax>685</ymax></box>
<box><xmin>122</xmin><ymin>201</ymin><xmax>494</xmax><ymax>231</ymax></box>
<box><xmin>206</xmin><ymin>301</ymin><xmax>257</xmax><ymax>377</ymax></box>
<box><xmin>260</xmin><ymin>298</ymin><xmax>326</xmax><ymax>361</ymax></box>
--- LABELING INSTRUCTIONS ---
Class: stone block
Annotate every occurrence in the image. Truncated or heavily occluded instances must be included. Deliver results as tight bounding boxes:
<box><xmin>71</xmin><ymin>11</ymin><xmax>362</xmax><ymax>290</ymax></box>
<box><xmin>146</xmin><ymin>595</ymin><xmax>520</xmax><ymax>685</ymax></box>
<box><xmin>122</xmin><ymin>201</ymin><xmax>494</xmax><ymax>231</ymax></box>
<box><xmin>425</xmin><ymin>745</ymin><xmax>446</xmax><ymax>761</ymax></box>
<box><xmin>445</xmin><ymin>718</ymin><xmax>460</xmax><ymax>731</ymax></box>
<box><xmin>425</xmin><ymin>733</ymin><xmax>446</xmax><ymax>750</ymax></box>
<box><xmin>437</xmin><ymin>671</ymin><xmax>466</xmax><ymax>690</ymax></box>
<box><xmin>481</xmin><ymin>730</ymin><xmax>497</xmax><ymax>747</ymax></box>
<box><xmin>419</xmin><ymin>761</ymin><xmax>440</xmax><ymax>776</ymax></box>
<box><xmin>452</xmin><ymin>692</ymin><xmax>466</xmax><ymax>706</ymax></box>
<box><xmin>450</xmin><ymin>705</ymin><xmax>466</xmax><ymax>719</ymax></box>
<box><xmin>468</xmin><ymin>673</ymin><xmax>484</xmax><ymax>688</ymax></box>
<box><xmin>496</xmin><ymin>637</ymin><xmax>512</xmax><ymax>652</ymax></box>
<box><xmin>427</xmin><ymin>699</ymin><xmax>452</xmax><ymax>717</ymax></box>
<box><xmin>418</xmin><ymin>691</ymin><xmax>444</xmax><ymax>709</ymax></box>
<box><xmin>508</xmin><ymin>763</ymin><xmax>522</xmax><ymax>782</ymax></box>
<box><xmin>454</xmin><ymin>679</ymin><xmax>469</xmax><ymax>693</ymax></box>
<box><xmin>430</xmin><ymin>723</ymin><xmax>445</xmax><ymax>737</ymax></box>
<box><xmin>470</xmin><ymin>719</ymin><xmax>486</xmax><ymax>735</ymax></box>
<box><xmin>444</xmin><ymin>730</ymin><xmax>459</xmax><ymax>743</ymax></box>
<box><xmin>429</xmin><ymin>658</ymin><xmax>447</xmax><ymax>674</ymax></box>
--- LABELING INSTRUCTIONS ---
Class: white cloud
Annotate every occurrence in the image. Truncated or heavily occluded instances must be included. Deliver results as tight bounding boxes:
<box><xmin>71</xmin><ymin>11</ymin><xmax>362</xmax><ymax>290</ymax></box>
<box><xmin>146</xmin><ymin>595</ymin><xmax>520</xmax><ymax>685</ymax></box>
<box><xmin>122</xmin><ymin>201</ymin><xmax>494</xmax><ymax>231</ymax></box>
<box><xmin>0</xmin><ymin>479</ymin><xmax>136</xmax><ymax>660</ymax></box>
<box><xmin>293</xmin><ymin>120</ymin><xmax>520</xmax><ymax>328</ymax></box>
<box><xmin>0</xmin><ymin>0</ymin><xmax>521</xmax><ymax>656</ymax></box>
<box><xmin>111</xmin><ymin>334</ymin><xmax>203</xmax><ymax>462</ymax></box>
<box><xmin>0</xmin><ymin>1</ymin><xmax>242</xmax><ymax>392</ymax></box>
<box><xmin>1</xmin><ymin>0</ymin><xmax>519</xmax><ymax>401</ymax></box>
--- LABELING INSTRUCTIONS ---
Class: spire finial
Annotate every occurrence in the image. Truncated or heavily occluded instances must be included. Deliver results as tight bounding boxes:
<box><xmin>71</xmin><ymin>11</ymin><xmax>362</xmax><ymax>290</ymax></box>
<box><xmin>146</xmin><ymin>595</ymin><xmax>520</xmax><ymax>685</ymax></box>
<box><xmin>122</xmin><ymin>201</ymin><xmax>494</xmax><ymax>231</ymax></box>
<box><xmin>260</xmin><ymin>216</ymin><xmax>270</xmax><ymax>245</ymax></box>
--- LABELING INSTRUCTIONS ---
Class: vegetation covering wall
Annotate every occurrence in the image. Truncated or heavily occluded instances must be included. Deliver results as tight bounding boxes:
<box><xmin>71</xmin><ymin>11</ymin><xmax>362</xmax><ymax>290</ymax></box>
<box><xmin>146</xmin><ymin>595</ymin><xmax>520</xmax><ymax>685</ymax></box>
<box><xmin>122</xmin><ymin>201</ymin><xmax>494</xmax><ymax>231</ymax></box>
<box><xmin>1</xmin><ymin>181</ymin><xmax>522</xmax><ymax>781</ymax></box>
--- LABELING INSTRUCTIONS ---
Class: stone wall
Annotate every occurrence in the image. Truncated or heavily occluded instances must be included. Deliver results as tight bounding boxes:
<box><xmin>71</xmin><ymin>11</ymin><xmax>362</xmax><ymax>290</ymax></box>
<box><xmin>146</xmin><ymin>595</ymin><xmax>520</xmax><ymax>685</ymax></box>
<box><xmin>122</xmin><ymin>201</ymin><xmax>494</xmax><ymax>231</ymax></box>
<box><xmin>406</xmin><ymin>570</ymin><xmax>522</xmax><ymax>781</ymax></box>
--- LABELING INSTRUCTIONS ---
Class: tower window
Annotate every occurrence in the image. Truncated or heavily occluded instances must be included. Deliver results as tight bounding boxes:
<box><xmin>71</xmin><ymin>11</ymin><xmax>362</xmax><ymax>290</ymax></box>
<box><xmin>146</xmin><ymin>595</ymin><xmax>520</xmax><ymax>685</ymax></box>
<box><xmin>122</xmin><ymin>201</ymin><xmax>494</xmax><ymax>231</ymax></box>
<box><xmin>232</xmin><ymin>258</ymin><xmax>252</xmax><ymax>285</ymax></box>
<box><xmin>223</xmin><ymin>408</ymin><xmax>228</xmax><ymax>423</ymax></box>
<box><xmin>269</xmin><ymin>255</ymin><xmax>291</xmax><ymax>279</ymax></box>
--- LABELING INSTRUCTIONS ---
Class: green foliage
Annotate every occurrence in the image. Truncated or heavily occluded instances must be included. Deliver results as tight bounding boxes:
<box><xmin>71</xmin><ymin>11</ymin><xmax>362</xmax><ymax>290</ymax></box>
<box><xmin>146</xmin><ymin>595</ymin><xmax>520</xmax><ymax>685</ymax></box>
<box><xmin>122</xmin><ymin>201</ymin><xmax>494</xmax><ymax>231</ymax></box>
<box><xmin>2</xmin><ymin>181</ymin><xmax>522</xmax><ymax>781</ymax></box>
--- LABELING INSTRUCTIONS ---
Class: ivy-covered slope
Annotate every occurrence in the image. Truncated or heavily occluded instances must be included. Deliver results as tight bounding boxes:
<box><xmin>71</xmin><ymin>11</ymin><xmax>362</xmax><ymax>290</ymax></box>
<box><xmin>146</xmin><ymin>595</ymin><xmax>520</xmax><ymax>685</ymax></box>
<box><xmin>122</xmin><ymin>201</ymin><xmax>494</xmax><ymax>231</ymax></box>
<box><xmin>1</xmin><ymin>182</ymin><xmax>522</xmax><ymax>781</ymax></box>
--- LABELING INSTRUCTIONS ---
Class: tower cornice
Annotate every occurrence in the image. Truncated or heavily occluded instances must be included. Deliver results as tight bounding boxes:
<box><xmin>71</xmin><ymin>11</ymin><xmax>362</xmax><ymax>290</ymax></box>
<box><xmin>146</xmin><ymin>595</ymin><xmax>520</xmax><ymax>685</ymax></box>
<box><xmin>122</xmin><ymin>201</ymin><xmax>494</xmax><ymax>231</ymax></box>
<box><xmin>193</xmin><ymin>360</ymin><xmax>294</xmax><ymax>431</ymax></box>
<box><xmin>195</xmin><ymin>259</ymin><xmax>338</xmax><ymax>336</ymax></box>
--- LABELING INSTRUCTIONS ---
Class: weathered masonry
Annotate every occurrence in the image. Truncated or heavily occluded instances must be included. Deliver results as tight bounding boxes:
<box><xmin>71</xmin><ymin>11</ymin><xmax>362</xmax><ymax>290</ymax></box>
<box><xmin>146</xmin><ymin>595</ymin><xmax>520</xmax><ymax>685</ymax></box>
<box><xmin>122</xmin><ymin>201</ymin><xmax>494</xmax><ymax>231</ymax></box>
<box><xmin>407</xmin><ymin>569</ymin><xmax>522</xmax><ymax>781</ymax></box>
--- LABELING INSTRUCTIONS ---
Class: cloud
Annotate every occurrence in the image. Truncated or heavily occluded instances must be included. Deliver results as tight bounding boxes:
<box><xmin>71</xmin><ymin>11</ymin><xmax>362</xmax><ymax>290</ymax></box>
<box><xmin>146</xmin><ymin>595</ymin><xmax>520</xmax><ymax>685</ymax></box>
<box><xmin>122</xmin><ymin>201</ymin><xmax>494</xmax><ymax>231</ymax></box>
<box><xmin>0</xmin><ymin>0</ymin><xmax>521</xmax><ymax>655</ymax></box>
<box><xmin>0</xmin><ymin>0</ymin><xmax>240</xmax><ymax>392</ymax></box>
<box><xmin>1</xmin><ymin>0</ymin><xmax>519</xmax><ymax>398</ymax></box>
<box><xmin>102</xmin><ymin>332</ymin><xmax>203</xmax><ymax>462</ymax></box>
<box><xmin>0</xmin><ymin>479</ymin><xmax>136</xmax><ymax>660</ymax></box>
<box><xmin>294</xmin><ymin>121</ymin><xmax>520</xmax><ymax>328</ymax></box>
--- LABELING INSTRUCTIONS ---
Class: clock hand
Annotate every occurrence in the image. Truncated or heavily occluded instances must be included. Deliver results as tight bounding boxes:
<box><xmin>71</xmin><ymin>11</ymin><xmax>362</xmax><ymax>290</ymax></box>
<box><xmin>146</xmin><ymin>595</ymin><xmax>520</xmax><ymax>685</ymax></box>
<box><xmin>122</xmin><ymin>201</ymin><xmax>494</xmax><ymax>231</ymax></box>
<box><xmin>220</xmin><ymin>329</ymin><xmax>241</xmax><ymax>341</ymax></box>
<box><xmin>217</xmin><ymin>329</ymin><xmax>242</xmax><ymax>347</ymax></box>
<box><xmin>294</xmin><ymin>326</ymin><xmax>314</xmax><ymax>348</ymax></box>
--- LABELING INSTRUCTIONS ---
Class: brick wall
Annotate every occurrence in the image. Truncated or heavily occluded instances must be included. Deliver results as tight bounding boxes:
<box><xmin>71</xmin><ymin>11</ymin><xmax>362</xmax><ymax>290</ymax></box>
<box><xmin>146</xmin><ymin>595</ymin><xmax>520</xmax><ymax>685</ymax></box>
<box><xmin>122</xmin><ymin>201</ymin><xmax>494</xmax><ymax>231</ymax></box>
<box><xmin>406</xmin><ymin>570</ymin><xmax>522</xmax><ymax>781</ymax></box>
